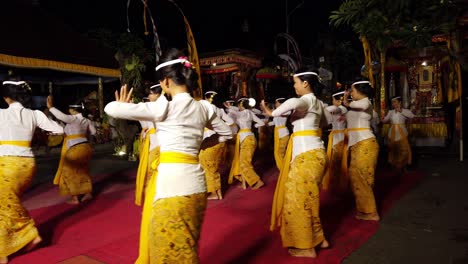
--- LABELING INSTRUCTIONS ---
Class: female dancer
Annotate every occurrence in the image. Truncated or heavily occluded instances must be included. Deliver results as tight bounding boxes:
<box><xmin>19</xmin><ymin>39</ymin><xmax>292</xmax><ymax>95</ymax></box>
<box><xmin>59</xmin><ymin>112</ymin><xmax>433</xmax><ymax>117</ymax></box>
<box><xmin>47</xmin><ymin>97</ymin><xmax>96</xmax><ymax>204</ymax></box>
<box><xmin>225</xmin><ymin>98</ymin><xmax>265</xmax><ymax>190</ymax></box>
<box><xmin>268</xmin><ymin>97</ymin><xmax>290</xmax><ymax>170</ymax></box>
<box><xmin>261</xmin><ymin>68</ymin><xmax>329</xmax><ymax>258</ymax></box>
<box><xmin>342</xmin><ymin>80</ymin><xmax>380</xmax><ymax>221</ymax></box>
<box><xmin>135</xmin><ymin>83</ymin><xmax>162</xmax><ymax>206</ymax></box>
<box><xmin>381</xmin><ymin>96</ymin><xmax>414</xmax><ymax>173</ymax></box>
<box><xmin>105</xmin><ymin>48</ymin><xmax>232</xmax><ymax>264</ymax></box>
<box><xmin>200</xmin><ymin>91</ymin><xmax>234</xmax><ymax>200</ymax></box>
<box><xmin>0</xmin><ymin>80</ymin><xmax>64</xmax><ymax>264</ymax></box>
<box><xmin>322</xmin><ymin>91</ymin><xmax>348</xmax><ymax>194</ymax></box>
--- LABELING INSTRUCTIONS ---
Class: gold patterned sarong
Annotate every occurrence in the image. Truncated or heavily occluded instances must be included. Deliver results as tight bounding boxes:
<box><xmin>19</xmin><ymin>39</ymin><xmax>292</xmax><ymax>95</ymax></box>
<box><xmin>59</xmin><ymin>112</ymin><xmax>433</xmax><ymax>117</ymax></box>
<box><xmin>53</xmin><ymin>134</ymin><xmax>86</xmax><ymax>185</ymax></box>
<box><xmin>270</xmin><ymin>130</ymin><xmax>322</xmax><ymax>232</ymax></box>
<box><xmin>57</xmin><ymin>143</ymin><xmax>93</xmax><ymax>196</ymax></box>
<box><xmin>279</xmin><ymin>150</ymin><xmax>327</xmax><ymax>249</ymax></box>
<box><xmin>200</xmin><ymin>142</ymin><xmax>226</xmax><ymax>193</ymax></box>
<box><xmin>0</xmin><ymin>156</ymin><xmax>39</xmax><ymax>258</ymax></box>
<box><xmin>229</xmin><ymin>134</ymin><xmax>261</xmax><ymax>187</ymax></box>
<box><xmin>136</xmin><ymin>152</ymin><xmax>205</xmax><ymax>264</ymax></box>
<box><xmin>388</xmin><ymin>124</ymin><xmax>412</xmax><ymax>169</ymax></box>
<box><xmin>149</xmin><ymin>193</ymin><xmax>207</xmax><ymax>264</ymax></box>
<box><xmin>349</xmin><ymin>138</ymin><xmax>379</xmax><ymax>215</ymax></box>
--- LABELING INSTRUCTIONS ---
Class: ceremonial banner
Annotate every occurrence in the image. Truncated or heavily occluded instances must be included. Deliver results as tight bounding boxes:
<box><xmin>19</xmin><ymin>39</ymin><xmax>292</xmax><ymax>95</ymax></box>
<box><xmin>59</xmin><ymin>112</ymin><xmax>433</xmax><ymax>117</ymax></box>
<box><xmin>183</xmin><ymin>15</ymin><xmax>203</xmax><ymax>99</ymax></box>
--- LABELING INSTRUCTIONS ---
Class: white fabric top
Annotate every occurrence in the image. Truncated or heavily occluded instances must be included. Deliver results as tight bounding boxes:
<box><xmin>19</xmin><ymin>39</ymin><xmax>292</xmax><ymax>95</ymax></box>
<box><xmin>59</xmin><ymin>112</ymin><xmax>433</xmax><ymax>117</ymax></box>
<box><xmin>225</xmin><ymin>107</ymin><xmax>239</xmax><ymax>135</ymax></box>
<box><xmin>227</xmin><ymin>106</ymin><xmax>265</xmax><ymax>142</ymax></box>
<box><xmin>104</xmin><ymin>93</ymin><xmax>233</xmax><ymax>200</ymax></box>
<box><xmin>382</xmin><ymin>109</ymin><xmax>414</xmax><ymax>141</ymax></box>
<box><xmin>345</xmin><ymin>97</ymin><xmax>375</xmax><ymax>147</ymax></box>
<box><xmin>139</xmin><ymin>120</ymin><xmax>159</xmax><ymax>151</ymax></box>
<box><xmin>271</xmin><ymin>93</ymin><xmax>325</xmax><ymax>160</ymax></box>
<box><xmin>0</xmin><ymin>102</ymin><xmax>64</xmax><ymax>157</ymax></box>
<box><xmin>268</xmin><ymin>114</ymin><xmax>290</xmax><ymax>138</ymax></box>
<box><xmin>325</xmin><ymin>105</ymin><xmax>347</xmax><ymax>146</ymax></box>
<box><xmin>49</xmin><ymin>107</ymin><xmax>96</xmax><ymax>149</ymax></box>
<box><xmin>201</xmin><ymin>100</ymin><xmax>235</xmax><ymax>139</ymax></box>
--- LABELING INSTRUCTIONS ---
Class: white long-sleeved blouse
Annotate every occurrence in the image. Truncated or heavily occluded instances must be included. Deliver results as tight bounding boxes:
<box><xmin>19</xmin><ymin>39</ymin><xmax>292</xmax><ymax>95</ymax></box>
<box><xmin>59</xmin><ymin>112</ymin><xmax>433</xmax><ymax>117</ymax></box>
<box><xmin>227</xmin><ymin>106</ymin><xmax>265</xmax><ymax>143</ymax></box>
<box><xmin>49</xmin><ymin>107</ymin><xmax>96</xmax><ymax>149</ymax></box>
<box><xmin>382</xmin><ymin>109</ymin><xmax>414</xmax><ymax>141</ymax></box>
<box><xmin>0</xmin><ymin>102</ymin><xmax>64</xmax><ymax>157</ymax></box>
<box><xmin>345</xmin><ymin>97</ymin><xmax>376</xmax><ymax>147</ymax></box>
<box><xmin>271</xmin><ymin>93</ymin><xmax>325</xmax><ymax>160</ymax></box>
<box><xmin>202</xmin><ymin>100</ymin><xmax>235</xmax><ymax>139</ymax></box>
<box><xmin>104</xmin><ymin>92</ymin><xmax>233</xmax><ymax>200</ymax></box>
<box><xmin>325</xmin><ymin>105</ymin><xmax>347</xmax><ymax>146</ymax></box>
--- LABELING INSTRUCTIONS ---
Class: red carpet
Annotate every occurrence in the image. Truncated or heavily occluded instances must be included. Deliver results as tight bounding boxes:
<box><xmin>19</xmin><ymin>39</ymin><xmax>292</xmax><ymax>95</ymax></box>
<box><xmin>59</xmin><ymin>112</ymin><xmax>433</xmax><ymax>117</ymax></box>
<box><xmin>10</xmin><ymin>159</ymin><xmax>424</xmax><ymax>264</ymax></box>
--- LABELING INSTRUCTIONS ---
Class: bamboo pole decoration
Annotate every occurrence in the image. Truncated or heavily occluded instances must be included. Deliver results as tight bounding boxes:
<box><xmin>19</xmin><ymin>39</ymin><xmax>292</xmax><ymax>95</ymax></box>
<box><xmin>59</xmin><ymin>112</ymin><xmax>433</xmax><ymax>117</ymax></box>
<box><xmin>361</xmin><ymin>36</ymin><xmax>375</xmax><ymax>87</ymax></box>
<box><xmin>380</xmin><ymin>51</ymin><xmax>387</xmax><ymax>118</ymax></box>
<box><xmin>98</xmin><ymin>77</ymin><xmax>104</xmax><ymax>118</ymax></box>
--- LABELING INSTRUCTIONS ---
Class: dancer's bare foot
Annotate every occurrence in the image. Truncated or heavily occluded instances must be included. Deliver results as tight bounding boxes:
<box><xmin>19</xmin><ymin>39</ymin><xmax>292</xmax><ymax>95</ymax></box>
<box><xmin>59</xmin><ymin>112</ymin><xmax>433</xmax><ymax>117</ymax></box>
<box><xmin>251</xmin><ymin>180</ymin><xmax>264</xmax><ymax>190</ymax></box>
<box><xmin>216</xmin><ymin>189</ymin><xmax>223</xmax><ymax>200</ymax></box>
<box><xmin>241</xmin><ymin>177</ymin><xmax>247</xmax><ymax>190</ymax></box>
<box><xmin>355</xmin><ymin>212</ymin><xmax>380</xmax><ymax>221</ymax></box>
<box><xmin>0</xmin><ymin>256</ymin><xmax>8</xmax><ymax>264</ymax></box>
<box><xmin>66</xmin><ymin>196</ymin><xmax>80</xmax><ymax>205</ymax></box>
<box><xmin>320</xmin><ymin>239</ymin><xmax>330</xmax><ymax>249</ymax></box>
<box><xmin>207</xmin><ymin>192</ymin><xmax>219</xmax><ymax>200</ymax></box>
<box><xmin>80</xmin><ymin>193</ymin><xmax>93</xmax><ymax>203</ymax></box>
<box><xmin>288</xmin><ymin>248</ymin><xmax>317</xmax><ymax>258</ymax></box>
<box><xmin>24</xmin><ymin>236</ymin><xmax>42</xmax><ymax>252</ymax></box>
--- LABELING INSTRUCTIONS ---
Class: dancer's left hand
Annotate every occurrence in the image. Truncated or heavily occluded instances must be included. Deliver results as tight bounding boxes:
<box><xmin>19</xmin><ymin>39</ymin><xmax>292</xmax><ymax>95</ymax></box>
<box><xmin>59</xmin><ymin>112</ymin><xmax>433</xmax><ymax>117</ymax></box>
<box><xmin>115</xmin><ymin>84</ymin><xmax>134</xmax><ymax>103</ymax></box>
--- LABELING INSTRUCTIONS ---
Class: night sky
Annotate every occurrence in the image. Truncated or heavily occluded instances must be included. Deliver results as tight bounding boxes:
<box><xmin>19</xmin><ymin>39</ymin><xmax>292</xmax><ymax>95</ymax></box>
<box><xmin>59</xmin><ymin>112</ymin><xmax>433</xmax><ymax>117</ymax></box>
<box><xmin>39</xmin><ymin>0</ymin><xmax>352</xmax><ymax>57</ymax></box>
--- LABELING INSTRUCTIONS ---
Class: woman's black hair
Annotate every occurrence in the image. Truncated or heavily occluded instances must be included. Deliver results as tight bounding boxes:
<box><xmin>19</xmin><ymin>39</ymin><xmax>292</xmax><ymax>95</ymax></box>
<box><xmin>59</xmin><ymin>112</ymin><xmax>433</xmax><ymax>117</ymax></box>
<box><xmin>144</xmin><ymin>83</ymin><xmax>162</xmax><ymax>96</ymax></box>
<box><xmin>352</xmin><ymin>80</ymin><xmax>374</xmax><ymax>99</ymax></box>
<box><xmin>1</xmin><ymin>78</ymin><xmax>32</xmax><ymax>108</ymax></box>
<box><xmin>155</xmin><ymin>48</ymin><xmax>199</xmax><ymax>94</ymax></box>
<box><xmin>69</xmin><ymin>100</ymin><xmax>87</xmax><ymax>116</ymax></box>
<box><xmin>293</xmin><ymin>67</ymin><xmax>324</xmax><ymax>96</ymax></box>
<box><xmin>237</xmin><ymin>98</ymin><xmax>251</xmax><ymax>109</ymax></box>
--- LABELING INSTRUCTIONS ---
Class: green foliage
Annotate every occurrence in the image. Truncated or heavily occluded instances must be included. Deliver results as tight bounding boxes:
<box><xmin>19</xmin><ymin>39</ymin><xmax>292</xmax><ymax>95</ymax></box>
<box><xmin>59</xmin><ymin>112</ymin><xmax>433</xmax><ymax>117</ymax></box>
<box><xmin>329</xmin><ymin>0</ymin><xmax>461</xmax><ymax>51</ymax></box>
<box><xmin>87</xmin><ymin>28</ymin><xmax>153</xmax><ymax>94</ymax></box>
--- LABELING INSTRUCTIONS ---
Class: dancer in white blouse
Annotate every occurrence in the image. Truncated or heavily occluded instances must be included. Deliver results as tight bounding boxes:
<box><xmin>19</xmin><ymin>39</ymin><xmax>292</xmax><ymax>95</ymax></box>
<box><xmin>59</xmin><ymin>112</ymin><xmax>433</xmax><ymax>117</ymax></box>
<box><xmin>322</xmin><ymin>91</ymin><xmax>349</xmax><ymax>194</ymax></box>
<box><xmin>200</xmin><ymin>91</ymin><xmax>234</xmax><ymax>200</ymax></box>
<box><xmin>135</xmin><ymin>83</ymin><xmax>162</xmax><ymax>206</ymax></box>
<box><xmin>47</xmin><ymin>97</ymin><xmax>96</xmax><ymax>205</ymax></box>
<box><xmin>225</xmin><ymin>98</ymin><xmax>265</xmax><ymax>189</ymax></box>
<box><xmin>342</xmin><ymin>80</ymin><xmax>380</xmax><ymax>221</ymax></box>
<box><xmin>261</xmin><ymin>68</ymin><xmax>329</xmax><ymax>258</ymax></box>
<box><xmin>267</xmin><ymin>98</ymin><xmax>290</xmax><ymax>170</ymax></box>
<box><xmin>381</xmin><ymin>96</ymin><xmax>414</xmax><ymax>172</ymax></box>
<box><xmin>0</xmin><ymin>80</ymin><xmax>64</xmax><ymax>264</ymax></box>
<box><xmin>105</xmin><ymin>48</ymin><xmax>232</xmax><ymax>264</ymax></box>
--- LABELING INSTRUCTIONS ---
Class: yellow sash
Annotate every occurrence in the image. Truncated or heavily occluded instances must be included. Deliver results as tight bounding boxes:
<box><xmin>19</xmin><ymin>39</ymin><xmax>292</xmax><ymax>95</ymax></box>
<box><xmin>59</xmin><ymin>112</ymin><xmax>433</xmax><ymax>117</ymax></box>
<box><xmin>273</xmin><ymin>126</ymin><xmax>287</xmax><ymax>170</ymax></box>
<box><xmin>135</xmin><ymin>128</ymin><xmax>156</xmax><ymax>206</ymax></box>
<box><xmin>228</xmin><ymin>128</ymin><xmax>251</xmax><ymax>184</ymax></box>
<box><xmin>322</xmin><ymin>129</ymin><xmax>344</xmax><ymax>190</ymax></box>
<box><xmin>0</xmin><ymin>140</ymin><xmax>31</xmax><ymax>147</ymax></box>
<box><xmin>270</xmin><ymin>129</ymin><xmax>322</xmax><ymax>231</ymax></box>
<box><xmin>136</xmin><ymin>151</ymin><xmax>199</xmax><ymax>264</ymax></box>
<box><xmin>53</xmin><ymin>134</ymin><xmax>86</xmax><ymax>185</ymax></box>
<box><xmin>341</xmin><ymin>128</ymin><xmax>371</xmax><ymax>181</ymax></box>
<box><xmin>390</xmin><ymin>124</ymin><xmax>412</xmax><ymax>164</ymax></box>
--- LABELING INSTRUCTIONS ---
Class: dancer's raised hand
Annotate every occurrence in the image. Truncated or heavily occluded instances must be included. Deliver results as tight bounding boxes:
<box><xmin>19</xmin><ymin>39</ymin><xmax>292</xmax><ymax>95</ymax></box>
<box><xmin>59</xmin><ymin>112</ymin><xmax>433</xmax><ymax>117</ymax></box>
<box><xmin>114</xmin><ymin>84</ymin><xmax>134</xmax><ymax>103</ymax></box>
